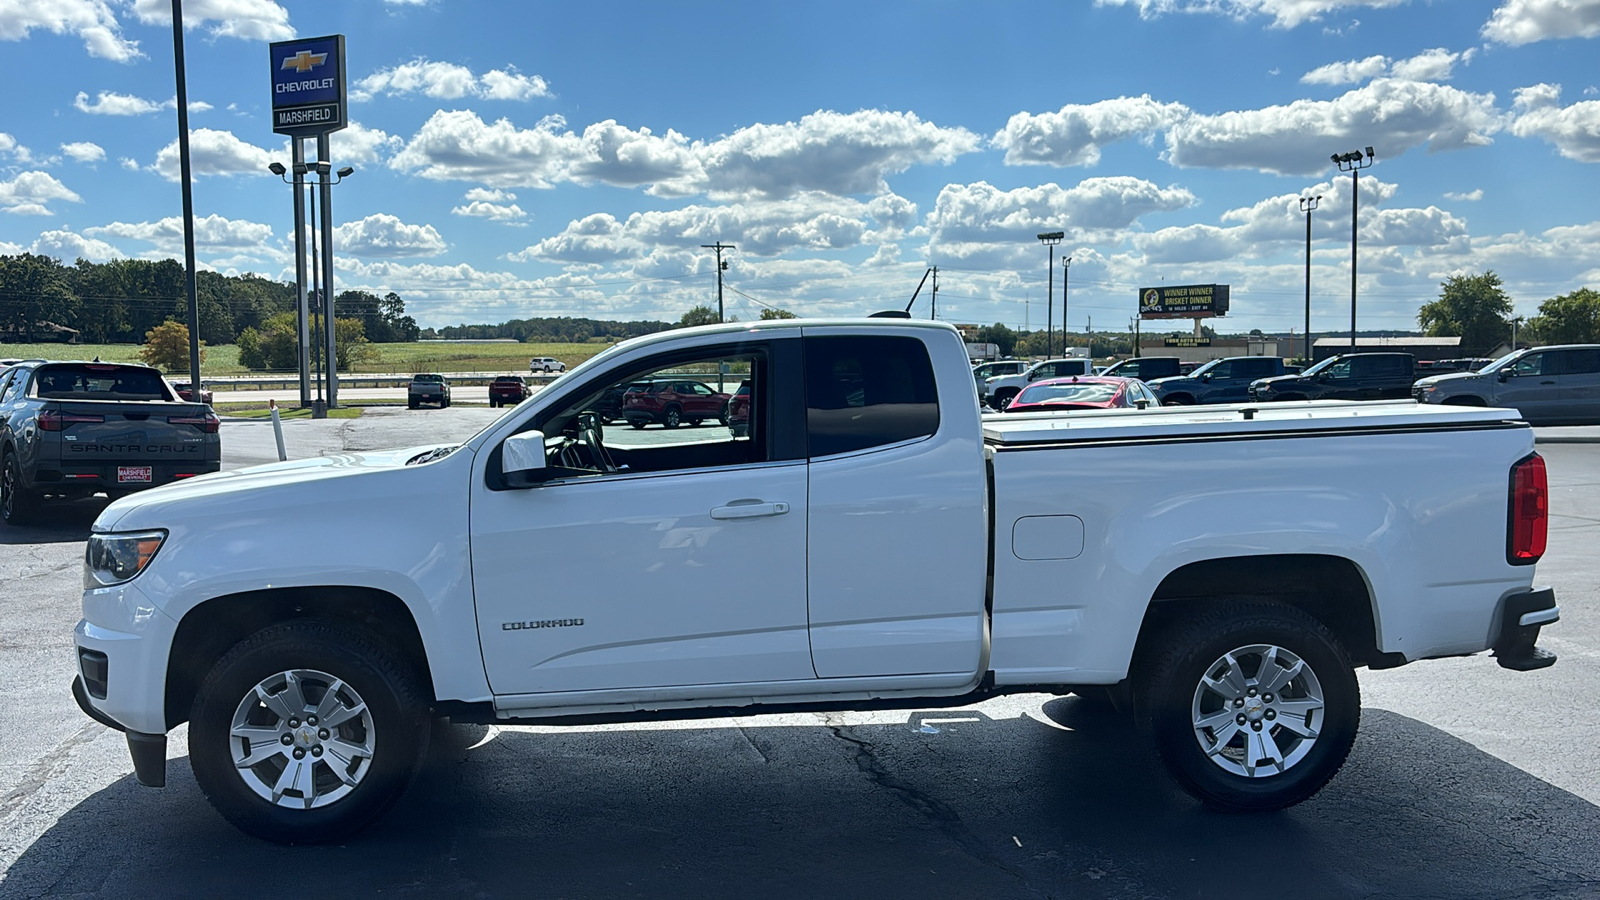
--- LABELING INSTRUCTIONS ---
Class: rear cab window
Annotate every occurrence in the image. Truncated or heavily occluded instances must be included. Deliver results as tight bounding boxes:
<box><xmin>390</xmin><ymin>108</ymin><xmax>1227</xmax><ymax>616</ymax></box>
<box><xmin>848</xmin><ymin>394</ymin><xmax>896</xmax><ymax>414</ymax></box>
<box><xmin>32</xmin><ymin>364</ymin><xmax>173</xmax><ymax>401</ymax></box>
<box><xmin>804</xmin><ymin>335</ymin><xmax>940</xmax><ymax>457</ymax></box>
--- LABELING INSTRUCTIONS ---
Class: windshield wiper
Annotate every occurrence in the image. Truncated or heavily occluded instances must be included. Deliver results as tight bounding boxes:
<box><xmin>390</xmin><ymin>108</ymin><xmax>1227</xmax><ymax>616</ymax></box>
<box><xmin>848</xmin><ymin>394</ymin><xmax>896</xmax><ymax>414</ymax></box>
<box><xmin>405</xmin><ymin>445</ymin><xmax>458</xmax><ymax>465</ymax></box>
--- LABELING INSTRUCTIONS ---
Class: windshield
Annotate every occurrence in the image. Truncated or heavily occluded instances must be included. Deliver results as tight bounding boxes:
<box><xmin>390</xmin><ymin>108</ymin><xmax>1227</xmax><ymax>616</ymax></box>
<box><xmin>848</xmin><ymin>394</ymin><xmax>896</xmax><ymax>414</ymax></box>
<box><xmin>1478</xmin><ymin>349</ymin><xmax>1525</xmax><ymax>373</ymax></box>
<box><xmin>1017</xmin><ymin>382</ymin><xmax>1119</xmax><ymax>405</ymax></box>
<box><xmin>1300</xmin><ymin>356</ymin><xmax>1340</xmax><ymax>376</ymax></box>
<box><xmin>34</xmin><ymin>363</ymin><xmax>172</xmax><ymax>401</ymax></box>
<box><xmin>1187</xmin><ymin>359</ymin><xmax>1222</xmax><ymax>377</ymax></box>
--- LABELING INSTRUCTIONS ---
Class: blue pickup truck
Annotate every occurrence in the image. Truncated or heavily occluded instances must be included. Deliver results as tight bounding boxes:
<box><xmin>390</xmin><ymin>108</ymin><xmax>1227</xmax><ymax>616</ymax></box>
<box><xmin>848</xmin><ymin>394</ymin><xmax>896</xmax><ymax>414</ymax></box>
<box><xmin>1147</xmin><ymin>356</ymin><xmax>1290</xmax><ymax>405</ymax></box>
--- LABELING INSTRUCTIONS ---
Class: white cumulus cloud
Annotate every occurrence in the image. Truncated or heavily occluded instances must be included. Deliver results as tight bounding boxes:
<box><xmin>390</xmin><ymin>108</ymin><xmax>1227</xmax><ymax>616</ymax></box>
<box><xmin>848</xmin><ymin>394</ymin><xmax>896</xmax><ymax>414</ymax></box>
<box><xmin>1301</xmin><ymin>55</ymin><xmax>1391</xmax><ymax>85</ymax></box>
<box><xmin>1511</xmin><ymin>83</ymin><xmax>1600</xmax><ymax>162</ymax></box>
<box><xmin>0</xmin><ymin>171</ymin><xmax>82</xmax><ymax>215</ymax></box>
<box><xmin>0</xmin><ymin>0</ymin><xmax>141</xmax><ymax>61</ymax></box>
<box><xmin>1445</xmin><ymin>188</ymin><xmax>1484</xmax><ymax>201</ymax></box>
<box><xmin>992</xmin><ymin>96</ymin><xmax>1190</xmax><ymax>167</ymax></box>
<box><xmin>451</xmin><ymin>188</ymin><xmax>526</xmax><ymax>222</ymax></box>
<box><xmin>60</xmin><ymin>141</ymin><xmax>105</xmax><ymax>163</ymax></box>
<box><xmin>150</xmin><ymin>128</ymin><xmax>276</xmax><ymax>180</ymax></box>
<box><xmin>1094</xmin><ymin>0</ymin><xmax>1409</xmax><ymax>29</ymax></box>
<box><xmin>87</xmin><ymin>214</ymin><xmax>274</xmax><ymax>254</ymax></box>
<box><xmin>30</xmin><ymin>228</ymin><xmax>123</xmax><ymax>262</ymax></box>
<box><xmin>352</xmin><ymin>59</ymin><xmax>551</xmax><ymax>102</ymax></box>
<box><xmin>1482</xmin><ymin>0</ymin><xmax>1600</xmax><ymax>45</ymax></box>
<box><xmin>333</xmin><ymin>213</ymin><xmax>448</xmax><ymax>258</ymax></box>
<box><xmin>130</xmin><ymin>0</ymin><xmax>295</xmax><ymax>41</ymax></box>
<box><xmin>1166</xmin><ymin>79</ymin><xmax>1502</xmax><ymax>175</ymax></box>
<box><xmin>74</xmin><ymin>90</ymin><xmax>159</xmax><ymax>115</ymax></box>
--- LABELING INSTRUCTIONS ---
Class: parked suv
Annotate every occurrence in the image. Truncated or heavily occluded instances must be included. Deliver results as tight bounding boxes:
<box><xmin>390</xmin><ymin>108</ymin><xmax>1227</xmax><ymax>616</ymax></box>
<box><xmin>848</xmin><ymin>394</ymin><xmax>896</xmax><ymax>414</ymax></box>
<box><xmin>529</xmin><ymin>357</ymin><xmax>567</xmax><ymax>374</ymax></box>
<box><xmin>1099</xmin><ymin>356</ymin><xmax>1181</xmax><ymax>381</ymax></box>
<box><xmin>972</xmin><ymin>359</ymin><xmax>1026</xmax><ymax>391</ymax></box>
<box><xmin>1250</xmin><ymin>352</ymin><xmax>1416</xmax><ymax>403</ymax></box>
<box><xmin>982</xmin><ymin>358</ymin><xmax>1095</xmax><ymax>409</ymax></box>
<box><xmin>622</xmin><ymin>378</ymin><xmax>731</xmax><ymax>428</ymax></box>
<box><xmin>1147</xmin><ymin>356</ymin><xmax>1289</xmax><ymax>405</ymax></box>
<box><xmin>488</xmin><ymin>375</ymin><xmax>530</xmax><ymax>408</ymax></box>
<box><xmin>407</xmin><ymin>373</ymin><xmax>451</xmax><ymax>409</ymax></box>
<box><xmin>1414</xmin><ymin>345</ymin><xmax>1600</xmax><ymax>425</ymax></box>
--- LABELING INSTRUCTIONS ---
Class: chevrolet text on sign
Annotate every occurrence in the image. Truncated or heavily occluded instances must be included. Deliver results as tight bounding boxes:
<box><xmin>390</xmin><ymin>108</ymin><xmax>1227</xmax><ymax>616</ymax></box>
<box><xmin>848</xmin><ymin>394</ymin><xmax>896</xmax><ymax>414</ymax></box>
<box><xmin>269</xmin><ymin>34</ymin><xmax>347</xmax><ymax>137</ymax></box>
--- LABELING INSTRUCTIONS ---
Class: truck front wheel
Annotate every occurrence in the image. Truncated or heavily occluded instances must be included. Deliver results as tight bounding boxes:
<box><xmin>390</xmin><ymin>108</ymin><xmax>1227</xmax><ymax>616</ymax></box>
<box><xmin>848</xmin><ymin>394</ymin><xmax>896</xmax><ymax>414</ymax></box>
<box><xmin>188</xmin><ymin>621</ymin><xmax>430</xmax><ymax>844</ymax></box>
<box><xmin>1139</xmin><ymin>601</ymin><xmax>1358</xmax><ymax>812</ymax></box>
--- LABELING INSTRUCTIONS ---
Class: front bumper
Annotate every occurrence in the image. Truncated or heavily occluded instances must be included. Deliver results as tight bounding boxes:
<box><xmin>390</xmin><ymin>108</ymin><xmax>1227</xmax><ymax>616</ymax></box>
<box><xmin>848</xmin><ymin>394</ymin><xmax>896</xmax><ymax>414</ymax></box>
<box><xmin>1491</xmin><ymin>586</ymin><xmax>1559</xmax><ymax>671</ymax></box>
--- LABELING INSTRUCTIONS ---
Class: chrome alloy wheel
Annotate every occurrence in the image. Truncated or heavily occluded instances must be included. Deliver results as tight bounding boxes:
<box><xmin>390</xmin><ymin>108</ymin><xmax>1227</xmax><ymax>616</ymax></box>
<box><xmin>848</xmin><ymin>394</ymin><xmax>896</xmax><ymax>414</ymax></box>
<box><xmin>228</xmin><ymin>669</ymin><xmax>375</xmax><ymax>809</ymax></box>
<box><xmin>1190</xmin><ymin>643</ymin><xmax>1325</xmax><ymax>778</ymax></box>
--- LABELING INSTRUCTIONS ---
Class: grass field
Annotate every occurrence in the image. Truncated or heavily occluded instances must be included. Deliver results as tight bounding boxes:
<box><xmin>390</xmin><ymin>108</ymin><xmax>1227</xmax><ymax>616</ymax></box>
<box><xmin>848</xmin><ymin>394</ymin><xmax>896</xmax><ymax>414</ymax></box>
<box><xmin>0</xmin><ymin>341</ymin><xmax>608</xmax><ymax>376</ymax></box>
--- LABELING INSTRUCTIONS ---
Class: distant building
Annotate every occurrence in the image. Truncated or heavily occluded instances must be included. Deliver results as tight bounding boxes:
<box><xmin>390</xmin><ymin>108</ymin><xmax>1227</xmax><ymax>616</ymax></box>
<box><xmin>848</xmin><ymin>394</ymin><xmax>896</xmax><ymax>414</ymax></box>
<box><xmin>1137</xmin><ymin>337</ymin><xmax>1279</xmax><ymax>364</ymax></box>
<box><xmin>1310</xmin><ymin>336</ymin><xmax>1461</xmax><ymax>362</ymax></box>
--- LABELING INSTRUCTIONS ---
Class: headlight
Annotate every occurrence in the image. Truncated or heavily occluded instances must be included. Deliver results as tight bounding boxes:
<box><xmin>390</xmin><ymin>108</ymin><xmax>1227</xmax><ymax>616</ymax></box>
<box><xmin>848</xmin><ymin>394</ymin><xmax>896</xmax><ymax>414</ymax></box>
<box><xmin>84</xmin><ymin>530</ymin><xmax>167</xmax><ymax>588</ymax></box>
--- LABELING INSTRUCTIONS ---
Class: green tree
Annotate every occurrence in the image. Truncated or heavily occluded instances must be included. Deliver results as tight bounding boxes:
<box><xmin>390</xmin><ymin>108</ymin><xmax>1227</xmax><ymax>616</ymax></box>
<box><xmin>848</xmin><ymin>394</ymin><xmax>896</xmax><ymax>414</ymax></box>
<box><xmin>1417</xmin><ymin>271</ymin><xmax>1514</xmax><ymax>353</ymax></box>
<box><xmin>0</xmin><ymin>253</ymin><xmax>80</xmax><ymax>340</ymax></box>
<box><xmin>138</xmin><ymin>320</ymin><xmax>203</xmax><ymax>373</ymax></box>
<box><xmin>678</xmin><ymin>305</ymin><xmax>720</xmax><ymax>327</ymax></box>
<box><xmin>1525</xmin><ymin>287</ymin><xmax>1600</xmax><ymax>345</ymax></box>
<box><xmin>237</xmin><ymin>312</ymin><xmax>300</xmax><ymax>370</ymax></box>
<box><xmin>976</xmin><ymin>322</ymin><xmax>1017</xmax><ymax>356</ymax></box>
<box><xmin>334</xmin><ymin>317</ymin><xmax>377</xmax><ymax>371</ymax></box>
<box><xmin>381</xmin><ymin>292</ymin><xmax>419</xmax><ymax>342</ymax></box>
<box><xmin>759</xmin><ymin>307</ymin><xmax>799</xmax><ymax>320</ymax></box>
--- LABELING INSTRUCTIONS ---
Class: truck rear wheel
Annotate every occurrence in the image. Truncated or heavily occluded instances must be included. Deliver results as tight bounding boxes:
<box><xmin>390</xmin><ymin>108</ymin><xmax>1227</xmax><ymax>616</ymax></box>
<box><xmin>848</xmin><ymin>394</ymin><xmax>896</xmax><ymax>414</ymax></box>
<box><xmin>1138</xmin><ymin>601</ymin><xmax>1358</xmax><ymax>812</ymax></box>
<box><xmin>1</xmin><ymin>452</ymin><xmax>40</xmax><ymax>526</ymax></box>
<box><xmin>188</xmin><ymin>621</ymin><xmax>430</xmax><ymax>844</ymax></box>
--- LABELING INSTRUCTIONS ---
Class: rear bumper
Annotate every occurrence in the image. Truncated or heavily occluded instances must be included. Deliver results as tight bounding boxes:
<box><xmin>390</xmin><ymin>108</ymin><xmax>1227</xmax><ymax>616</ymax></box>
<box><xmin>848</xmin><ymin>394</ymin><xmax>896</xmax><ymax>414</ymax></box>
<box><xmin>31</xmin><ymin>461</ymin><xmax>220</xmax><ymax>494</ymax></box>
<box><xmin>1491</xmin><ymin>586</ymin><xmax>1559</xmax><ymax>671</ymax></box>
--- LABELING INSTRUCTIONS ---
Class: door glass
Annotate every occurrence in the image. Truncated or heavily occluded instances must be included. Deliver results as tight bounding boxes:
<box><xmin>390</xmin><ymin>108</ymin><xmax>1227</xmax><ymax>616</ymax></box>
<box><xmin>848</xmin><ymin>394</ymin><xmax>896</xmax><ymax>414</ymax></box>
<box><xmin>1208</xmin><ymin>362</ymin><xmax>1233</xmax><ymax>379</ymax></box>
<box><xmin>1511</xmin><ymin>354</ymin><xmax>1546</xmax><ymax>377</ymax></box>
<box><xmin>805</xmin><ymin>335</ymin><xmax>939</xmax><ymax>457</ymax></box>
<box><xmin>1561</xmin><ymin>349</ymin><xmax>1600</xmax><ymax>375</ymax></box>
<box><xmin>548</xmin><ymin>351</ymin><xmax>765</xmax><ymax>477</ymax></box>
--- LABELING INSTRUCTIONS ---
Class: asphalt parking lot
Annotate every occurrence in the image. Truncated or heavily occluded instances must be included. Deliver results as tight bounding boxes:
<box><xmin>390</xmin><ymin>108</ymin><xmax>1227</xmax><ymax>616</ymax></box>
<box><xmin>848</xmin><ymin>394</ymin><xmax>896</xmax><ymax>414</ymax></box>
<box><xmin>2</xmin><ymin>410</ymin><xmax>1598</xmax><ymax>899</ymax></box>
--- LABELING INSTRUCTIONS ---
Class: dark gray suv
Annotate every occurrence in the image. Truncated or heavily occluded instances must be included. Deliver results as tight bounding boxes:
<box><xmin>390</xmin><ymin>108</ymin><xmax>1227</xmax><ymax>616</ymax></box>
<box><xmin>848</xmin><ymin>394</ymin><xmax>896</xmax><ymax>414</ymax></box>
<box><xmin>1413</xmin><ymin>345</ymin><xmax>1600</xmax><ymax>425</ymax></box>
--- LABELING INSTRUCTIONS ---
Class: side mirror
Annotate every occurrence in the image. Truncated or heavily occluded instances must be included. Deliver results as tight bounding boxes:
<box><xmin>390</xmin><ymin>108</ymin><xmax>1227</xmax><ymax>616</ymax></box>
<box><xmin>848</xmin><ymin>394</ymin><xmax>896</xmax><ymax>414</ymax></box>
<box><xmin>1497</xmin><ymin>370</ymin><xmax>1511</xmax><ymax>383</ymax></box>
<box><xmin>501</xmin><ymin>430</ymin><xmax>548</xmax><ymax>488</ymax></box>
<box><xmin>1200</xmin><ymin>373</ymin><xmax>1212</xmax><ymax>382</ymax></box>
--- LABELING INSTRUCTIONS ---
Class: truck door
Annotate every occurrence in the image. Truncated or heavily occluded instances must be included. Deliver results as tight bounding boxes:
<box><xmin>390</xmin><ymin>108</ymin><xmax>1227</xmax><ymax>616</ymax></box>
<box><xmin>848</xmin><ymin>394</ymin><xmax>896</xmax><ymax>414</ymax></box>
<box><xmin>1558</xmin><ymin>348</ymin><xmax>1600</xmax><ymax>423</ymax></box>
<box><xmin>1494</xmin><ymin>351</ymin><xmax>1562</xmax><ymax>423</ymax></box>
<box><xmin>471</xmin><ymin>338</ymin><xmax>817</xmax><ymax>695</ymax></box>
<box><xmin>803</xmin><ymin>331</ymin><xmax>989</xmax><ymax>679</ymax></box>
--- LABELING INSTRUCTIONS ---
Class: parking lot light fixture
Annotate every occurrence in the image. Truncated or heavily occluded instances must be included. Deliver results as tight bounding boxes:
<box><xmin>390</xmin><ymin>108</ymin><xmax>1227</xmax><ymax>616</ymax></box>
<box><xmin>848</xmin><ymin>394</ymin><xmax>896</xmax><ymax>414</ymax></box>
<box><xmin>1037</xmin><ymin>231</ymin><xmax>1064</xmax><ymax>357</ymax></box>
<box><xmin>1333</xmin><ymin>148</ymin><xmax>1375</xmax><ymax>349</ymax></box>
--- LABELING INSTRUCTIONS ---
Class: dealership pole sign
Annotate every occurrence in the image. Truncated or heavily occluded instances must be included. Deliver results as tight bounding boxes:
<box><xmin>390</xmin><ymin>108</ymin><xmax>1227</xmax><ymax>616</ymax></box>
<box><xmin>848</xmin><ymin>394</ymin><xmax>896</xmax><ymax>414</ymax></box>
<box><xmin>1138</xmin><ymin>284</ymin><xmax>1230</xmax><ymax>319</ymax></box>
<box><xmin>269</xmin><ymin>34</ymin><xmax>347</xmax><ymax>136</ymax></box>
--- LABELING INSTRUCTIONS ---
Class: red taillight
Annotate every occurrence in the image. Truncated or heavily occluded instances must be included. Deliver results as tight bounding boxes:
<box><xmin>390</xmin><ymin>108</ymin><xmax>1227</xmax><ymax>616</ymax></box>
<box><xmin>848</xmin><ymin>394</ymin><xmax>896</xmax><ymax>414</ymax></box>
<box><xmin>167</xmin><ymin>411</ymin><xmax>220</xmax><ymax>433</ymax></box>
<box><xmin>38</xmin><ymin>410</ymin><xmax>104</xmax><ymax>431</ymax></box>
<box><xmin>1509</xmin><ymin>453</ymin><xmax>1548</xmax><ymax>564</ymax></box>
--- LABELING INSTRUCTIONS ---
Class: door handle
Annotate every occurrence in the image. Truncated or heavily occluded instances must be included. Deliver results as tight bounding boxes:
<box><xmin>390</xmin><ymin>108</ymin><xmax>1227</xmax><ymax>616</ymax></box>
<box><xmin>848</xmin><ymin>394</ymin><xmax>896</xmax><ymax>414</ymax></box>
<box><xmin>711</xmin><ymin>500</ymin><xmax>790</xmax><ymax>519</ymax></box>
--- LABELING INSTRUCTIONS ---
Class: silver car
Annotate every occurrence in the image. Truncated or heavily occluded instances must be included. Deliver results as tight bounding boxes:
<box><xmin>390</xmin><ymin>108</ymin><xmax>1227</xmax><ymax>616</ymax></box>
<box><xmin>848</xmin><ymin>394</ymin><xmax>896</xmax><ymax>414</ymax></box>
<box><xmin>1413</xmin><ymin>344</ymin><xmax>1600</xmax><ymax>425</ymax></box>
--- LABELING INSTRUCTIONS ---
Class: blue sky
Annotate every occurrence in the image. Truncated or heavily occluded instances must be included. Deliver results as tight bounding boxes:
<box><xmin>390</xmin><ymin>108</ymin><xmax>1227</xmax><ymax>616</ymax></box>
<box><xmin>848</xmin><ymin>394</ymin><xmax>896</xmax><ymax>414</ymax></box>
<box><xmin>3</xmin><ymin>0</ymin><xmax>1599</xmax><ymax>335</ymax></box>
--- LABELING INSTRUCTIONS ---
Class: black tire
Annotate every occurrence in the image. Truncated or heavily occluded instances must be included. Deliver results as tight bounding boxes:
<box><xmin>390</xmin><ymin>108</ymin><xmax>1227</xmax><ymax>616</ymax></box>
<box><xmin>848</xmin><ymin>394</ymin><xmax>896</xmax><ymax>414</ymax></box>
<box><xmin>718</xmin><ymin>403</ymin><xmax>730</xmax><ymax>427</ymax></box>
<box><xmin>488</xmin><ymin>399</ymin><xmax>498</xmax><ymax>408</ymax></box>
<box><xmin>1</xmin><ymin>452</ymin><xmax>40</xmax><ymax>527</ymax></box>
<box><xmin>663</xmin><ymin>406</ymin><xmax>682</xmax><ymax>429</ymax></box>
<box><xmin>441</xmin><ymin>398</ymin><xmax>451</xmax><ymax>408</ymax></box>
<box><xmin>1161</xmin><ymin>394</ymin><xmax>1195</xmax><ymax>406</ymax></box>
<box><xmin>408</xmin><ymin>400</ymin><xmax>419</xmax><ymax>410</ymax></box>
<box><xmin>1137</xmin><ymin>600</ymin><xmax>1358</xmax><ymax>812</ymax></box>
<box><xmin>188</xmin><ymin>620</ymin><xmax>431</xmax><ymax>844</ymax></box>
<box><xmin>687</xmin><ymin>417</ymin><xmax>703</xmax><ymax>427</ymax></box>
<box><xmin>991</xmin><ymin>389</ymin><xmax>1018</xmax><ymax>410</ymax></box>
<box><xmin>629</xmin><ymin>420</ymin><xmax>647</xmax><ymax>430</ymax></box>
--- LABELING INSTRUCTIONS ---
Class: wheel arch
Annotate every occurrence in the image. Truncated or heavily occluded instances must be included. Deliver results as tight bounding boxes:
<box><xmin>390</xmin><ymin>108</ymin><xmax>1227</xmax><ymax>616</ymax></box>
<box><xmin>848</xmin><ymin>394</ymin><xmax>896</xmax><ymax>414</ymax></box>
<box><xmin>1133</xmin><ymin>554</ymin><xmax>1394</xmax><ymax>672</ymax></box>
<box><xmin>165</xmin><ymin>585</ymin><xmax>434</xmax><ymax>731</ymax></box>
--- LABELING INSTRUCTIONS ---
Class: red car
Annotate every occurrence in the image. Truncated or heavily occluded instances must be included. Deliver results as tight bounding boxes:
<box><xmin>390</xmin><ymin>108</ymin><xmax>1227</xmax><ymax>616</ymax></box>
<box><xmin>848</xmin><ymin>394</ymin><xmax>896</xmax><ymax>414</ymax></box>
<box><xmin>1002</xmin><ymin>376</ymin><xmax>1158</xmax><ymax>413</ymax></box>
<box><xmin>488</xmin><ymin>375</ymin><xmax>531</xmax><ymax>408</ymax></box>
<box><xmin>170</xmin><ymin>380</ymin><xmax>214</xmax><ymax>405</ymax></box>
<box><xmin>726</xmin><ymin>381</ymin><xmax>751</xmax><ymax>436</ymax></box>
<box><xmin>623</xmin><ymin>378</ymin><xmax>731</xmax><ymax>429</ymax></box>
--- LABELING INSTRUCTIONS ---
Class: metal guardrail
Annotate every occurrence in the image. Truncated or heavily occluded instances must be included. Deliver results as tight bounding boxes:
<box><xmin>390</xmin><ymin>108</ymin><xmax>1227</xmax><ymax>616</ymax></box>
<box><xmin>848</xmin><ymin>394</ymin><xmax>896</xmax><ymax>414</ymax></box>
<box><xmin>202</xmin><ymin>371</ymin><xmax>564</xmax><ymax>391</ymax></box>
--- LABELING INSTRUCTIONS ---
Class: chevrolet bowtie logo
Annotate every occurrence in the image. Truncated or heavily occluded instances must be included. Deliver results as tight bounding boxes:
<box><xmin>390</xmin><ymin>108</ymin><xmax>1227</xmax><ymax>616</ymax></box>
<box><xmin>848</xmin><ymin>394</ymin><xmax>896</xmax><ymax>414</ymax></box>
<box><xmin>281</xmin><ymin>50</ymin><xmax>328</xmax><ymax>74</ymax></box>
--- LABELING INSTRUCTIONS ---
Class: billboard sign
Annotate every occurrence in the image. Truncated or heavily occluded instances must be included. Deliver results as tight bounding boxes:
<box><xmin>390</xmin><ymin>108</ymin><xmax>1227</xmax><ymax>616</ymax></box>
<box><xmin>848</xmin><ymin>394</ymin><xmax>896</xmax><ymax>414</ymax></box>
<box><xmin>270</xmin><ymin>34</ymin><xmax>347</xmax><ymax>137</ymax></box>
<box><xmin>1139</xmin><ymin>284</ymin><xmax>1230</xmax><ymax>319</ymax></box>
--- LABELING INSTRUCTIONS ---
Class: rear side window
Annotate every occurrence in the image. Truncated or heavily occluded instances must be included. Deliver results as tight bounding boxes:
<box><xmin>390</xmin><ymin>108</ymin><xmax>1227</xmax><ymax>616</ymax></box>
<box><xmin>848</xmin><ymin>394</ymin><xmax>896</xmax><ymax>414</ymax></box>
<box><xmin>805</xmin><ymin>335</ymin><xmax>939</xmax><ymax>457</ymax></box>
<box><xmin>33</xmin><ymin>364</ymin><xmax>171</xmax><ymax>401</ymax></box>
<box><xmin>1555</xmin><ymin>349</ymin><xmax>1600</xmax><ymax>375</ymax></box>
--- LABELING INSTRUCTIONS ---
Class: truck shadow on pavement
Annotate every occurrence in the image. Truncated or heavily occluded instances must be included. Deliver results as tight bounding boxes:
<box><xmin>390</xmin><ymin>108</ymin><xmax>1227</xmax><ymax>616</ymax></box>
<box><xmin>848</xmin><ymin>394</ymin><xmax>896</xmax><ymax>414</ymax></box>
<box><xmin>4</xmin><ymin>703</ymin><xmax>1597</xmax><ymax>900</ymax></box>
<box><xmin>0</xmin><ymin>497</ymin><xmax>109</xmax><ymax>545</ymax></box>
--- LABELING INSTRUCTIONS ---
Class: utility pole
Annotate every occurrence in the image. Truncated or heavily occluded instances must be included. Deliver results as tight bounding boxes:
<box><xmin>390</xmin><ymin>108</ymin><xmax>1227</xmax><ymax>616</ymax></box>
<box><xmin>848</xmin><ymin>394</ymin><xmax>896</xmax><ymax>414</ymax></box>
<box><xmin>1300</xmin><ymin>194</ymin><xmax>1322</xmax><ymax>364</ymax></box>
<box><xmin>1037</xmin><ymin>232</ymin><xmax>1063</xmax><ymax>358</ymax></box>
<box><xmin>930</xmin><ymin>266</ymin><xmax>939</xmax><ymax>320</ymax></box>
<box><xmin>701</xmin><ymin>242</ymin><xmax>734</xmax><ymax>323</ymax></box>
<box><xmin>1063</xmin><ymin>256</ymin><xmax>1072</xmax><ymax>355</ymax></box>
<box><xmin>1333</xmin><ymin>147</ymin><xmax>1374</xmax><ymax>349</ymax></box>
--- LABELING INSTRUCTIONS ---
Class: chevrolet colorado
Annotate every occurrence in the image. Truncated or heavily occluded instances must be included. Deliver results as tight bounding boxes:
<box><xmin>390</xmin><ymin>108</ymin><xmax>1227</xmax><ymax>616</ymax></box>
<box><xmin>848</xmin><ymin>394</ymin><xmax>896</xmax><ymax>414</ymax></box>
<box><xmin>72</xmin><ymin>319</ymin><xmax>1558</xmax><ymax>843</ymax></box>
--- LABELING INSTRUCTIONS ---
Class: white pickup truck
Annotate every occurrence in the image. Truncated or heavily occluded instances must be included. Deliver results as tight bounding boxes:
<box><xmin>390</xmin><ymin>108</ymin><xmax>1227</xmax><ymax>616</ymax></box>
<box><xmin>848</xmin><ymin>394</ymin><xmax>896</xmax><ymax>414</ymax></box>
<box><xmin>72</xmin><ymin>319</ymin><xmax>1559</xmax><ymax>843</ymax></box>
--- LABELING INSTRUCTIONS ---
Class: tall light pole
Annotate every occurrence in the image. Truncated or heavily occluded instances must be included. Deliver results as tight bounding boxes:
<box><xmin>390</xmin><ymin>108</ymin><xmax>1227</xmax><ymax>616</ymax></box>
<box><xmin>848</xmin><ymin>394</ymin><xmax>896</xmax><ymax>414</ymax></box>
<box><xmin>1299</xmin><ymin>194</ymin><xmax>1322</xmax><ymax>363</ymax></box>
<box><xmin>1332</xmin><ymin>147</ymin><xmax>1374</xmax><ymax>350</ymax></box>
<box><xmin>269</xmin><ymin>159</ymin><xmax>311</xmax><ymax>407</ymax></box>
<box><xmin>1062</xmin><ymin>256</ymin><xmax>1072</xmax><ymax>354</ymax></box>
<box><xmin>1037</xmin><ymin>232</ymin><xmax>1063</xmax><ymax>357</ymax></box>
<box><xmin>170</xmin><ymin>0</ymin><xmax>202</xmax><ymax>390</ymax></box>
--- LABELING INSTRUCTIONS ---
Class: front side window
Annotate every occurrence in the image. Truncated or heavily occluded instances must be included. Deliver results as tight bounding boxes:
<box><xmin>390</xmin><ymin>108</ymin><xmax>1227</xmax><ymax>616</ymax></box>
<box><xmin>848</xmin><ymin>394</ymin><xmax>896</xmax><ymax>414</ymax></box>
<box><xmin>533</xmin><ymin>349</ymin><xmax>767</xmax><ymax>480</ymax></box>
<box><xmin>1511</xmin><ymin>354</ymin><xmax>1546</xmax><ymax>377</ymax></box>
<box><xmin>805</xmin><ymin>335</ymin><xmax>939</xmax><ymax>457</ymax></box>
<box><xmin>1207</xmin><ymin>361</ymin><xmax>1234</xmax><ymax>379</ymax></box>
